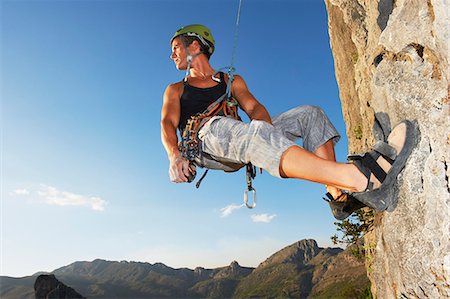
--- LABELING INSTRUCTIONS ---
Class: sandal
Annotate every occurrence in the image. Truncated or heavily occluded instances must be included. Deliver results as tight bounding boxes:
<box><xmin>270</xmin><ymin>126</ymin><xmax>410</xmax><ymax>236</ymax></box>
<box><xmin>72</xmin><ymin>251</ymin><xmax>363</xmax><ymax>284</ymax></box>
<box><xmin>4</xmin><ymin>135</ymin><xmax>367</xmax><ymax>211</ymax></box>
<box><xmin>349</xmin><ymin>120</ymin><xmax>418</xmax><ymax>212</ymax></box>
<box><xmin>323</xmin><ymin>192</ymin><xmax>367</xmax><ymax>220</ymax></box>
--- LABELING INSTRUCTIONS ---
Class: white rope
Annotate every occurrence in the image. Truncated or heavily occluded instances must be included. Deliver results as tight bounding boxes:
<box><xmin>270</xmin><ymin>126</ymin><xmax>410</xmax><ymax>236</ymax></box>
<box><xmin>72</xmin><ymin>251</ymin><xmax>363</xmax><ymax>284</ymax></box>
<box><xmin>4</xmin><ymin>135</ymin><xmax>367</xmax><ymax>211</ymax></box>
<box><xmin>225</xmin><ymin>0</ymin><xmax>244</xmax><ymax>98</ymax></box>
<box><xmin>230</xmin><ymin>0</ymin><xmax>244</xmax><ymax>71</ymax></box>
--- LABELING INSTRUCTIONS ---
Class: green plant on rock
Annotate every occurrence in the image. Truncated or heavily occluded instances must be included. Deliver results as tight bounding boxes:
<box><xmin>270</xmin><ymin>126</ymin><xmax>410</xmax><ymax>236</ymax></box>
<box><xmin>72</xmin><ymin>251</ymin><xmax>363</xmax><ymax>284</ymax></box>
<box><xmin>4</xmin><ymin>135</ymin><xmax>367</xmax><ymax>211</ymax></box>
<box><xmin>353</xmin><ymin>126</ymin><xmax>363</xmax><ymax>140</ymax></box>
<box><xmin>331</xmin><ymin>208</ymin><xmax>374</xmax><ymax>259</ymax></box>
<box><xmin>351</xmin><ymin>52</ymin><xmax>359</xmax><ymax>64</ymax></box>
<box><xmin>362</xmin><ymin>284</ymin><xmax>374</xmax><ymax>299</ymax></box>
<box><xmin>364</xmin><ymin>241</ymin><xmax>376</xmax><ymax>274</ymax></box>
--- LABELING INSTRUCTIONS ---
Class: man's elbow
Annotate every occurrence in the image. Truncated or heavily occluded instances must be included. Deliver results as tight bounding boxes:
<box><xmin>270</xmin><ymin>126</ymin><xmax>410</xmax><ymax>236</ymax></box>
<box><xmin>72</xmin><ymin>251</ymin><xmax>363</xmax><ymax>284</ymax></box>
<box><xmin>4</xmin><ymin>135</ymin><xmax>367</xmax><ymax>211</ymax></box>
<box><xmin>161</xmin><ymin>118</ymin><xmax>172</xmax><ymax>129</ymax></box>
<box><xmin>161</xmin><ymin>118</ymin><xmax>178</xmax><ymax>136</ymax></box>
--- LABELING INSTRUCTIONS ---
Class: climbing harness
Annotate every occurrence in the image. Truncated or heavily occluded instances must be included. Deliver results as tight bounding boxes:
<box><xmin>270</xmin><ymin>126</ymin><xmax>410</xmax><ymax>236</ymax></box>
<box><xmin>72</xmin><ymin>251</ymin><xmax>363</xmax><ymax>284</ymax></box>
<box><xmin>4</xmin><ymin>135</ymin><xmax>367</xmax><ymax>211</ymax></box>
<box><xmin>179</xmin><ymin>91</ymin><xmax>239</xmax><ymax>162</ymax></box>
<box><xmin>178</xmin><ymin>0</ymin><xmax>258</xmax><ymax>209</ymax></box>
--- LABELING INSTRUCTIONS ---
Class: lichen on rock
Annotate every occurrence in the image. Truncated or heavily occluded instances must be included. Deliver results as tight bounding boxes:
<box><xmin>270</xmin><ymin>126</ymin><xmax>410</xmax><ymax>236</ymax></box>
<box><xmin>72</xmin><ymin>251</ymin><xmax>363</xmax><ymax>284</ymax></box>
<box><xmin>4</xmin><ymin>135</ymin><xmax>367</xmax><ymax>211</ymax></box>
<box><xmin>324</xmin><ymin>0</ymin><xmax>449</xmax><ymax>297</ymax></box>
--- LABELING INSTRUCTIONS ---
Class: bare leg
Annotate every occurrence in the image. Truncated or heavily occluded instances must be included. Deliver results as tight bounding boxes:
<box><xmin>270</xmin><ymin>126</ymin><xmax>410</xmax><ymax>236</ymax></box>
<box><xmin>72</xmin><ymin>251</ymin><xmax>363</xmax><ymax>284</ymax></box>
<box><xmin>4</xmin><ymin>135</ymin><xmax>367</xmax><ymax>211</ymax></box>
<box><xmin>313</xmin><ymin>140</ymin><xmax>343</xmax><ymax>199</ymax></box>
<box><xmin>279</xmin><ymin>145</ymin><xmax>367</xmax><ymax>192</ymax></box>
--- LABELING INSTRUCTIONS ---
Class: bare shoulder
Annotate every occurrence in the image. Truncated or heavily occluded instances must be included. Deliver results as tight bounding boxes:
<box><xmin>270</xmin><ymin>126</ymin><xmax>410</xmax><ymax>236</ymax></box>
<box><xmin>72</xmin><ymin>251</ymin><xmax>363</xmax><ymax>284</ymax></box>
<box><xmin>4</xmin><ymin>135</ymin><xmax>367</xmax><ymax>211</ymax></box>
<box><xmin>227</xmin><ymin>74</ymin><xmax>245</xmax><ymax>83</ymax></box>
<box><xmin>165</xmin><ymin>81</ymin><xmax>184</xmax><ymax>93</ymax></box>
<box><xmin>164</xmin><ymin>81</ymin><xmax>184</xmax><ymax>101</ymax></box>
<box><xmin>230</xmin><ymin>74</ymin><xmax>250</xmax><ymax>94</ymax></box>
<box><xmin>223</xmin><ymin>73</ymin><xmax>245</xmax><ymax>82</ymax></box>
<box><xmin>233</xmin><ymin>74</ymin><xmax>244</xmax><ymax>80</ymax></box>
<box><xmin>162</xmin><ymin>81</ymin><xmax>183</xmax><ymax>121</ymax></box>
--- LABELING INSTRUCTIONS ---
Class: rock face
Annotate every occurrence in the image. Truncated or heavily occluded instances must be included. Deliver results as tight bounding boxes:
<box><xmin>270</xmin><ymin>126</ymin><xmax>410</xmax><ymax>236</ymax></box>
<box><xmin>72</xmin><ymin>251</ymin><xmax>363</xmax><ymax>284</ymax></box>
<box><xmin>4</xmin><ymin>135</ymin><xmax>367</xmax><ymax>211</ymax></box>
<box><xmin>34</xmin><ymin>274</ymin><xmax>85</xmax><ymax>299</ymax></box>
<box><xmin>324</xmin><ymin>0</ymin><xmax>449</xmax><ymax>298</ymax></box>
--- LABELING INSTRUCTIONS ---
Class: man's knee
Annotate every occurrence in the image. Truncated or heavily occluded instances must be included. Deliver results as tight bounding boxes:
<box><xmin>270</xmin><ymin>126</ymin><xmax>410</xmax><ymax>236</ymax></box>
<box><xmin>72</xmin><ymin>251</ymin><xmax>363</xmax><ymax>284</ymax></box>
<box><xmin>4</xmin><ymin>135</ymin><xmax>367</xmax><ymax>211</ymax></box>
<box><xmin>242</xmin><ymin>120</ymin><xmax>276</xmax><ymax>159</ymax></box>
<box><xmin>303</xmin><ymin>105</ymin><xmax>326</xmax><ymax>118</ymax></box>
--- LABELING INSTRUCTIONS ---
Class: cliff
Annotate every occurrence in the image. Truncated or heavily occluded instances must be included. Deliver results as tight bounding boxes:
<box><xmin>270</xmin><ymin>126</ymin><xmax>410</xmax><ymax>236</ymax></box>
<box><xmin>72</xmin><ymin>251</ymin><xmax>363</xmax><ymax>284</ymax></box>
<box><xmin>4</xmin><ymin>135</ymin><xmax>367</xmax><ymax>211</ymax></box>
<box><xmin>324</xmin><ymin>0</ymin><xmax>449</xmax><ymax>298</ymax></box>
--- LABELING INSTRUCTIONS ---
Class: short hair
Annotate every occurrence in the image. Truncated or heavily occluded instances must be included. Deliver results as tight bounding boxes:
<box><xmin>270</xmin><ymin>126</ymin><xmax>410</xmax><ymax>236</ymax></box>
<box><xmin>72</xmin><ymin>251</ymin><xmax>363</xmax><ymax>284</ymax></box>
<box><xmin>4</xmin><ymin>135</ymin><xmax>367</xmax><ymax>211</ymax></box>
<box><xmin>180</xmin><ymin>35</ymin><xmax>214</xmax><ymax>60</ymax></box>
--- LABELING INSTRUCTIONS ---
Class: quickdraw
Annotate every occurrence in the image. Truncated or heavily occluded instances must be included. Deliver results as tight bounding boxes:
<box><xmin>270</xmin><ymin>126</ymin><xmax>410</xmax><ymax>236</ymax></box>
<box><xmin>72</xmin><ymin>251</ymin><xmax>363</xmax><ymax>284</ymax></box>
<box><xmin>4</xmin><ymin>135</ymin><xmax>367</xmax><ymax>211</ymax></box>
<box><xmin>244</xmin><ymin>164</ymin><xmax>257</xmax><ymax>209</ymax></box>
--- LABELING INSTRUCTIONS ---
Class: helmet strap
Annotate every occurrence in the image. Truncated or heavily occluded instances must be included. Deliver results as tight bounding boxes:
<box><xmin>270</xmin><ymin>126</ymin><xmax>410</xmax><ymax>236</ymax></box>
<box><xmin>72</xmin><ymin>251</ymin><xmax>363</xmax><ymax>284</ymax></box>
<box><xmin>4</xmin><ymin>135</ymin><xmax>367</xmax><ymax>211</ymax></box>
<box><xmin>184</xmin><ymin>52</ymin><xmax>204</xmax><ymax>82</ymax></box>
<box><xmin>181</xmin><ymin>35</ymin><xmax>204</xmax><ymax>82</ymax></box>
<box><xmin>184</xmin><ymin>54</ymin><xmax>192</xmax><ymax>82</ymax></box>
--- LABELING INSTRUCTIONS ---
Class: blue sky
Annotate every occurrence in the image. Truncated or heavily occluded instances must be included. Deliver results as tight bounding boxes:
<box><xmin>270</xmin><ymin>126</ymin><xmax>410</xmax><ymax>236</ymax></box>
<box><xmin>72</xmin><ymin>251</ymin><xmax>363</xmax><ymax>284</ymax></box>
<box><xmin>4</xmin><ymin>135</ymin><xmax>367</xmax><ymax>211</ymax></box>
<box><xmin>1</xmin><ymin>0</ymin><xmax>350</xmax><ymax>277</ymax></box>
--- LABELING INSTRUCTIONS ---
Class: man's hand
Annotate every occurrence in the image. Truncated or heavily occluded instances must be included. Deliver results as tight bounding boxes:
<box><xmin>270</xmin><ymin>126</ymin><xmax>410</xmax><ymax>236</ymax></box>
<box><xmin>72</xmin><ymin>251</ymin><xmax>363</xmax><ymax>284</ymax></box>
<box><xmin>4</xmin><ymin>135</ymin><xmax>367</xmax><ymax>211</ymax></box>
<box><xmin>169</xmin><ymin>155</ymin><xmax>195</xmax><ymax>183</ymax></box>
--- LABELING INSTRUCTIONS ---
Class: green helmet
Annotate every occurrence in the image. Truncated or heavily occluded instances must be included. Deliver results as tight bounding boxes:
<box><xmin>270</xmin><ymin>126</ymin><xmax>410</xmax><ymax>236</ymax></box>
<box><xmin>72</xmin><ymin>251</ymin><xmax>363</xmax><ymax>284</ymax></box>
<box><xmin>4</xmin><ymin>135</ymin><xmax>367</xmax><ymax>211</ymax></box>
<box><xmin>171</xmin><ymin>24</ymin><xmax>215</xmax><ymax>54</ymax></box>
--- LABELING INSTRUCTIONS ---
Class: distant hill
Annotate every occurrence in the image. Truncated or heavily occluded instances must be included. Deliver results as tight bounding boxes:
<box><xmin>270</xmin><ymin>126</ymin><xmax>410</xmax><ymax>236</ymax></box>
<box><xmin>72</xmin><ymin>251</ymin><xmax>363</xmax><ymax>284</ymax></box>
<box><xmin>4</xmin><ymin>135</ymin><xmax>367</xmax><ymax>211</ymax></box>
<box><xmin>0</xmin><ymin>239</ymin><xmax>369</xmax><ymax>298</ymax></box>
<box><xmin>233</xmin><ymin>239</ymin><xmax>369</xmax><ymax>298</ymax></box>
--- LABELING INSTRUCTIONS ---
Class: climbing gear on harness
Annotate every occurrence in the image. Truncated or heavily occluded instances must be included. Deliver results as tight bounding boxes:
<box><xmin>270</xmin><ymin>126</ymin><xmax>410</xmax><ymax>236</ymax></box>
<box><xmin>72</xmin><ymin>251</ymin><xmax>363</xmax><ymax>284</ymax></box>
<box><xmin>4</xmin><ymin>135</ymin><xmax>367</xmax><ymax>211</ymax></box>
<box><xmin>323</xmin><ymin>192</ymin><xmax>366</xmax><ymax>220</ymax></box>
<box><xmin>179</xmin><ymin>90</ymin><xmax>240</xmax><ymax>162</ymax></box>
<box><xmin>195</xmin><ymin>169</ymin><xmax>209</xmax><ymax>188</ymax></box>
<box><xmin>244</xmin><ymin>164</ymin><xmax>257</xmax><ymax>209</ymax></box>
<box><xmin>186</xmin><ymin>163</ymin><xmax>196</xmax><ymax>183</ymax></box>
<box><xmin>179</xmin><ymin>77</ymin><xmax>241</xmax><ymax>188</ymax></box>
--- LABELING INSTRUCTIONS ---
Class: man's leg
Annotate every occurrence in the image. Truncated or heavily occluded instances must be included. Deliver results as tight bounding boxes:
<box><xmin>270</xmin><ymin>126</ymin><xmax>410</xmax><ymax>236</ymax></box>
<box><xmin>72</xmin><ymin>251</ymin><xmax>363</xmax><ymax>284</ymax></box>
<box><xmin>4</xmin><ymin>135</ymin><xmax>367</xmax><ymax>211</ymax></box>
<box><xmin>199</xmin><ymin>114</ymin><xmax>416</xmax><ymax>213</ymax></box>
<box><xmin>280</xmin><ymin>119</ymin><xmax>417</xmax><ymax>213</ymax></box>
<box><xmin>272</xmin><ymin>105</ymin><xmax>344</xmax><ymax>196</ymax></box>
<box><xmin>199</xmin><ymin>116</ymin><xmax>295</xmax><ymax>177</ymax></box>
<box><xmin>272</xmin><ymin>105</ymin><xmax>340</xmax><ymax>149</ymax></box>
<box><xmin>313</xmin><ymin>140</ymin><xmax>343</xmax><ymax>199</ymax></box>
<box><xmin>199</xmin><ymin>115</ymin><xmax>366</xmax><ymax>192</ymax></box>
<box><xmin>279</xmin><ymin>145</ymin><xmax>367</xmax><ymax>192</ymax></box>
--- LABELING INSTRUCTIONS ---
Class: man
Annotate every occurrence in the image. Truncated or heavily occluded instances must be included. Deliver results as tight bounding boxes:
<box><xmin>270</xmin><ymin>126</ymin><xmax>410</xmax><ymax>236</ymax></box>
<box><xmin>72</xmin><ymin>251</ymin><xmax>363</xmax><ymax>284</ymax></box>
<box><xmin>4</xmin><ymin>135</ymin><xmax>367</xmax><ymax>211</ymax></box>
<box><xmin>161</xmin><ymin>24</ymin><xmax>416</xmax><ymax>219</ymax></box>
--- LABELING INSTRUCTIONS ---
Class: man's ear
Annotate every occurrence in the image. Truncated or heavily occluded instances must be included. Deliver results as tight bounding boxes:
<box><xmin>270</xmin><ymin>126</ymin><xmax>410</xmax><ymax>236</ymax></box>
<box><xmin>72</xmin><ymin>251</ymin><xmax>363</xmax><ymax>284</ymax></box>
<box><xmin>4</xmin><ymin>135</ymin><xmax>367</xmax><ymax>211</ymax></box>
<box><xmin>189</xmin><ymin>40</ymin><xmax>202</xmax><ymax>55</ymax></box>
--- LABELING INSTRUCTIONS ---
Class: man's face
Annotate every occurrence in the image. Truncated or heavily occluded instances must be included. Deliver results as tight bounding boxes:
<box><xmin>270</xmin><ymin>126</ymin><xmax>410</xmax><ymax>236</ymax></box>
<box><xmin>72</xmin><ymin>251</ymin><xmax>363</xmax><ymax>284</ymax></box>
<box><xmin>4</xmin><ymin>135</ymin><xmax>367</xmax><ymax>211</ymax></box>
<box><xmin>170</xmin><ymin>37</ymin><xmax>201</xmax><ymax>70</ymax></box>
<box><xmin>170</xmin><ymin>37</ymin><xmax>188</xmax><ymax>70</ymax></box>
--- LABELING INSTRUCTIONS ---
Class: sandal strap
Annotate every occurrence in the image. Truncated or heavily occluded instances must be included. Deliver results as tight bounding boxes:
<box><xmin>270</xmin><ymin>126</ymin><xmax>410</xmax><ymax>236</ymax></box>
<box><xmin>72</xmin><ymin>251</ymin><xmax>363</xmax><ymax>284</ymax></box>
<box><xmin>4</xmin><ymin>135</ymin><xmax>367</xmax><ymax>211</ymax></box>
<box><xmin>348</xmin><ymin>141</ymin><xmax>398</xmax><ymax>191</ymax></box>
<box><xmin>349</xmin><ymin>152</ymin><xmax>387</xmax><ymax>185</ymax></box>
<box><xmin>323</xmin><ymin>192</ymin><xmax>333</xmax><ymax>202</ymax></box>
<box><xmin>323</xmin><ymin>192</ymin><xmax>346</xmax><ymax>203</ymax></box>
<box><xmin>373</xmin><ymin>141</ymin><xmax>397</xmax><ymax>163</ymax></box>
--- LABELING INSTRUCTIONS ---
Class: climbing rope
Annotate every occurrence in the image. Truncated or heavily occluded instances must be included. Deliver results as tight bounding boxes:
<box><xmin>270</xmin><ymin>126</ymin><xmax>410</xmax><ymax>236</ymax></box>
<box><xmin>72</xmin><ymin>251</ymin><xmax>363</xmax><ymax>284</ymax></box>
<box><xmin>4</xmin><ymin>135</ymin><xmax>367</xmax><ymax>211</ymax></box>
<box><xmin>231</xmin><ymin>0</ymin><xmax>244</xmax><ymax>70</ymax></box>
<box><xmin>216</xmin><ymin>0</ymin><xmax>258</xmax><ymax>209</ymax></box>
<box><xmin>214</xmin><ymin>0</ymin><xmax>244</xmax><ymax>99</ymax></box>
<box><xmin>229</xmin><ymin>0</ymin><xmax>258</xmax><ymax>209</ymax></box>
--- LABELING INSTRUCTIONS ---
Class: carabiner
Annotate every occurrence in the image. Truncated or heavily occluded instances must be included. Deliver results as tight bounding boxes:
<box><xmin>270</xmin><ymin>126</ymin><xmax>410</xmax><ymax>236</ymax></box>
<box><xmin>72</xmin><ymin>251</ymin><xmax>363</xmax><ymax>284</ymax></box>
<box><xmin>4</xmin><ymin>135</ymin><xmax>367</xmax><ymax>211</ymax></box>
<box><xmin>244</xmin><ymin>187</ymin><xmax>256</xmax><ymax>209</ymax></box>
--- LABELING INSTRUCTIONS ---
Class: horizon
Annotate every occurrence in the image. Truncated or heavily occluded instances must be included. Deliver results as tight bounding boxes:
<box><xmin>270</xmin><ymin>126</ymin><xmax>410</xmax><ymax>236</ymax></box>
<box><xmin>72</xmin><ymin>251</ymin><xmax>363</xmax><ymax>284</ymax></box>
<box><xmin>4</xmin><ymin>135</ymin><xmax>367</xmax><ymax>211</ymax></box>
<box><xmin>2</xmin><ymin>0</ymin><xmax>349</xmax><ymax>277</ymax></box>
<box><xmin>3</xmin><ymin>237</ymin><xmax>343</xmax><ymax>278</ymax></box>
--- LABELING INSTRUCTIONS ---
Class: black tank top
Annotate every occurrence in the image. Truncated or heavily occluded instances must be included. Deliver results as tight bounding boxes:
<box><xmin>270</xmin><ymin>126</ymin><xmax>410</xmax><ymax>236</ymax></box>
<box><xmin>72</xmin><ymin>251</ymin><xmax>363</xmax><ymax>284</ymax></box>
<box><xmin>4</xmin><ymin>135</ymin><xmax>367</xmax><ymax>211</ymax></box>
<box><xmin>179</xmin><ymin>72</ymin><xmax>227</xmax><ymax>132</ymax></box>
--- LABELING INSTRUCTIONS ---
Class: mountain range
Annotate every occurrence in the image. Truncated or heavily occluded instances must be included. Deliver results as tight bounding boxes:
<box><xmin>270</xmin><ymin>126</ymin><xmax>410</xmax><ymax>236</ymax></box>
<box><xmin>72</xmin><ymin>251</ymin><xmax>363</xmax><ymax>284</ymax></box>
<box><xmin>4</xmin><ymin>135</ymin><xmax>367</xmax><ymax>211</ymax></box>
<box><xmin>1</xmin><ymin>239</ymin><xmax>370</xmax><ymax>298</ymax></box>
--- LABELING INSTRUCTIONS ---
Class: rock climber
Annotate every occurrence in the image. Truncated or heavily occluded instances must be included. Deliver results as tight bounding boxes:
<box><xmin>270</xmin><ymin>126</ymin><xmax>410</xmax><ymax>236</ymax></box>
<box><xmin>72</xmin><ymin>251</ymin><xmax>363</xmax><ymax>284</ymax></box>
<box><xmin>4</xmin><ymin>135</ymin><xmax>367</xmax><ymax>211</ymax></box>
<box><xmin>160</xmin><ymin>24</ymin><xmax>417</xmax><ymax>219</ymax></box>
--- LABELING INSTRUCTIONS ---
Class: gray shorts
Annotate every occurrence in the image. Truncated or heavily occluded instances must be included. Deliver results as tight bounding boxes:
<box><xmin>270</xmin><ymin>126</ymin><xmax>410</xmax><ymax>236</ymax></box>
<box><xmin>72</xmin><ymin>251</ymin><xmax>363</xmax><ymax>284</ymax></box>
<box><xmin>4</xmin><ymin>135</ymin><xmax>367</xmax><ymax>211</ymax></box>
<box><xmin>196</xmin><ymin>105</ymin><xmax>340</xmax><ymax>178</ymax></box>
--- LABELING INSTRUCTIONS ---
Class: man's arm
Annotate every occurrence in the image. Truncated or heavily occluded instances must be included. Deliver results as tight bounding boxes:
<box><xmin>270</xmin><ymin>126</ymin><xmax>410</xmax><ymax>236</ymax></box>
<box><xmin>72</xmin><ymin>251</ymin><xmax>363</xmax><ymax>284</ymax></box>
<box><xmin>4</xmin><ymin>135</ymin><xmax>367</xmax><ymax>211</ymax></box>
<box><xmin>231</xmin><ymin>75</ymin><xmax>272</xmax><ymax>124</ymax></box>
<box><xmin>161</xmin><ymin>83</ymin><xmax>191</xmax><ymax>182</ymax></box>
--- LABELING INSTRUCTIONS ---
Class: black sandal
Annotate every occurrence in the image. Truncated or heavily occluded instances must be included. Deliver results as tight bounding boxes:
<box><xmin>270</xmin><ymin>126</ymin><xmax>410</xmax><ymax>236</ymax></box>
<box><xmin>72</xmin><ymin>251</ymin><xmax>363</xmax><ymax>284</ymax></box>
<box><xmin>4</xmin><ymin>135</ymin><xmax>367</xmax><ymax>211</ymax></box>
<box><xmin>323</xmin><ymin>192</ymin><xmax>367</xmax><ymax>220</ymax></box>
<box><xmin>349</xmin><ymin>120</ymin><xmax>418</xmax><ymax>212</ymax></box>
